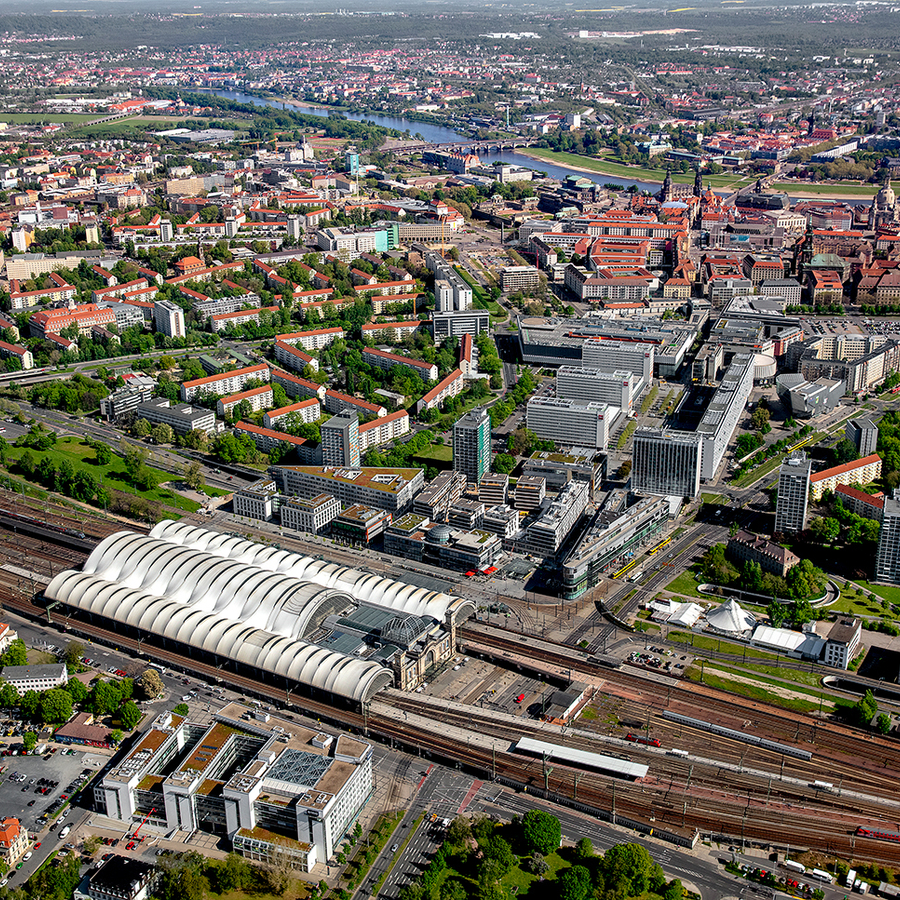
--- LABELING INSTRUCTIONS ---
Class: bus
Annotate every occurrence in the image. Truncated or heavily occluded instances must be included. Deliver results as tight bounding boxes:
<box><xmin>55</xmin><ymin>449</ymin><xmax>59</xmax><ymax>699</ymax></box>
<box><xmin>148</xmin><ymin>663</ymin><xmax>167</xmax><ymax>675</ymax></box>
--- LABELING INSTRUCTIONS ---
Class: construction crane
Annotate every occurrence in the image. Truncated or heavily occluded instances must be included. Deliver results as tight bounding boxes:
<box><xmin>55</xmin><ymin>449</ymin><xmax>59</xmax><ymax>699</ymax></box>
<box><xmin>132</xmin><ymin>807</ymin><xmax>156</xmax><ymax>840</ymax></box>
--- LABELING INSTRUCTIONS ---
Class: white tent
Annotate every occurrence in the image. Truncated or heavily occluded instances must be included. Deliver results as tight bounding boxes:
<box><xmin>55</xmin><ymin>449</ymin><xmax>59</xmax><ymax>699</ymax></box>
<box><xmin>706</xmin><ymin>598</ymin><xmax>756</xmax><ymax>635</ymax></box>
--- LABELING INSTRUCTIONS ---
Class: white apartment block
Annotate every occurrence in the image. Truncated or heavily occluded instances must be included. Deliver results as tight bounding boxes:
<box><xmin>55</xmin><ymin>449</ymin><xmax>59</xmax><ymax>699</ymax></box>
<box><xmin>361</xmin><ymin>347</ymin><xmax>437</xmax><ymax>382</ymax></box>
<box><xmin>358</xmin><ymin>410</ymin><xmax>411</xmax><ymax>450</ymax></box>
<box><xmin>153</xmin><ymin>299</ymin><xmax>185</xmax><ymax>339</ymax></box>
<box><xmin>264</xmin><ymin>399</ymin><xmax>321</xmax><ymax>429</ymax></box>
<box><xmin>217</xmin><ymin>385</ymin><xmax>274</xmax><ymax>418</ymax></box>
<box><xmin>181</xmin><ymin>363</ymin><xmax>270</xmax><ymax>402</ymax></box>
<box><xmin>360</xmin><ymin>320</ymin><xmax>424</xmax><ymax>342</ymax></box>
<box><xmin>277</xmin><ymin>328</ymin><xmax>344</xmax><ymax>351</ymax></box>
<box><xmin>417</xmin><ymin>369</ymin><xmax>464</xmax><ymax>412</ymax></box>
<box><xmin>274</xmin><ymin>340</ymin><xmax>319</xmax><ymax>374</ymax></box>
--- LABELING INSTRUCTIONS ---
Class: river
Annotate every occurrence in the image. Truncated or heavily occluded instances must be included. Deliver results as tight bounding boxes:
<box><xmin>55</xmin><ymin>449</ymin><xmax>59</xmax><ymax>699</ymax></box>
<box><xmin>202</xmin><ymin>88</ymin><xmax>664</xmax><ymax>193</ymax></box>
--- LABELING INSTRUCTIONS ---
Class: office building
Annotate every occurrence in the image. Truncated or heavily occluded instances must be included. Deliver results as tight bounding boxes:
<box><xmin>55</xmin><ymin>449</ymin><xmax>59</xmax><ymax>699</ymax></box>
<box><xmin>331</xmin><ymin>505</ymin><xmax>392</xmax><ymax>545</ymax></box>
<box><xmin>524</xmin><ymin>479</ymin><xmax>590</xmax><ymax>557</ymax></box>
<box><xmin>322</xmin><ymin>414</ymin><xmax>361</xmax><ymax>468</ymax></box>
<box><xmin>413</xmin><ymin>470</ymin><xmax>467</xmax><ymax>521</ymax></box>
<box><xmin>453</xmin><ymin>408</ymin><xmax>491</xmax><ymax>484</ymax></box>
<box><xmin>94</xmin><ymin>703</ymin><xmax>373</xmax><ymax>872</ymax></box>
<box><xmin>431</xmin><ymin>309</ymin><xmax>490</xmax><ymax>341</ymax></box>
<box><xmin>560</xmin><ymin>494</ymin><xmax>670</xmax><ymax>599</ymax></box>
<box><xmin>233</xmin><ymin>479</ymin><xmax>281</xmax><ymax>522</ymax></box>
<box><xmin>775</xmin><ymin>452</ymin><xmax>811</xmax><ymax>534</ymax></box>
<box><xmin>0</xmin><ymin>663</ymin><xmax>68</xmax><ymax>695</ymax></box>
<box><xmin>822</xmin><ymin>618</ymin><xmax>862</xmax><ymax>669</ymax></box>
<box><xmin>100</xmin><ymin>384</ymin><xmax>156</xmax><ymax>422</ymax></box>
<box><xmin>478</xmin><ymin>473</ymin><xmax>509</xmax><ymax>507</ymax></box>
<box><xmin>134</xmin><ymin>398</ymin><xmax>217</xmax><ymax>436</ymax></box>
<box><xmin>876</xmin><ymin>491</ymin><xmax>900</xmax><ymax>584</ymax></box>
<box><xmin>153</xmin><ymin>299</ymin><xmax>185</xmax><ymax>339</ymax></box>
<box><xmin>523</xmin><ymin>451</ymin><xmax>603</xmax><ymax>492</ymax></box>
<box><xmin>526</xmin><ymin>397</ymin><xmax>617</xmax><ymax>450</ymax></box>
<box><xmin>846</xmin><ymin>417</ymin><xmax>879</xmax><ymax>458</ymax></box>
<box><xmin>515</xmin><ymin>476</ymin><xmax>546</xmax><ymax>511</ymax></box>
<box><xmin>632</xmin><ymin>429</ymin><xmax>701</xmax><ymax>499</ymax></box>
<box><xmin>557</xmin><ymin>366</ymin><xmax>634</xmax><ymax>410</ymax></box>
<box><xmin>276</xmin><ymin>466</ymin><xmax>424</xmax><ymax>514</ymax></box>
<box><xmin>280</xmin><ymin>494</ymin><xmax>341</xmax><ymax>535</ymax></box>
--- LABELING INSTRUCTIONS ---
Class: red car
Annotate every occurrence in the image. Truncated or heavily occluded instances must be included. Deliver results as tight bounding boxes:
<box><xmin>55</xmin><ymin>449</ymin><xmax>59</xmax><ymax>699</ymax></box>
<box><xmin>33</xmin><ymin>843</ymin><xmax>40</xmax><ymax>850</ymax></box>
<box><xmin>126</xmin><ymin>842</ymin><xmax>135</xmax><ymax>851</ymax></box>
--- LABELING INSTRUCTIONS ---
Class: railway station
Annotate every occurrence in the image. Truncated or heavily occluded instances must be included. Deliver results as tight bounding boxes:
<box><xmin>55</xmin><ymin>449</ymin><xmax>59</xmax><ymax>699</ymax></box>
<box><xmin>44</xmin><ymin>521</ymin><xmax>476</xmax><ymax>705</ymax></box>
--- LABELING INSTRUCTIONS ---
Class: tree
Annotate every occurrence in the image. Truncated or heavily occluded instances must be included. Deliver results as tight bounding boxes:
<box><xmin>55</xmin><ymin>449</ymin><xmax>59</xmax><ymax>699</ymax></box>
<box><xmin>173</xmin><ymin>703</ymin><xmax>190</xmax><ymax>716</ymax></box>
<box><xmin>599</xmin><ymin>843</ymin><xmax>664</xmax><ymax>899</ymax></box>
<box><xmin>119</xmin><ymin>700</ymin><xmax>142</xmax><ymax>731</ymax></box>
<box><xmin>787</xmin><ymin>559</ymin><xmax>825</xmax><ymax>601</ymax></box>
<box><xmin>616</xmin><ymin>460</ymin><xmax>632</xmax><ymax>480</ymax></box>
<box><xmin>40</xmin><ymin>688</ymin><xmax>73</xmax><ymax>724</ymax></box>
<box><xmin>137</xmin><ymin>668</ymin><xmax>164</xmax><ymax>699</ymax></box>
<box><xmin>832</xmin><ymin>438</ymin><xmax>860</xmax><ymax>466</ymax></box>
<box><xmin>64</xmin><ymin>678</ymin><xmax>88</xmax><ymax>704</ymax></box>
<box><xmin>133</xmin><ymin>417</ymin><xmax>152</xmax><ymax>438</ymax></box>
<box><xmin>91</xmin><ymin>679</ymin><xmax>122</xmax><ymax>716</ymax></box>
<box><xmin>767</xmin><ymin>601</ymin><xmax>787</xmax><ymax>627</ymax></box>
<box><xmin>64</xmin><ymin>641</ymin><xmax>84</xmax><ymax>670</ymax></box>
<box><xmin>663</xmin><ymin>878</ymin><xmax>685</xmax><ymax>900</ymax></box>
<box><xmin>157</xmin><ymin>851</ymin><xmax>208</xmax><ymax>900</ymax></box>
<box><xmin>573</xmin><ymin>837</ymin><xmax>594</xmax><ymax>861</ymax></box>
<box><xmin>876</xmin><ymin>713</ymin><xmax>893</xmax><ymax>735</ymax></box>
<box><xmin>0</xmin><ymin>639</ymin><xmax>27</xmax><ymax>667</ymax></box>
<box><xmin>110</xmin><ymin>729</ymin><xmax>123</xmax><ymax>745</ymax></box>
<box><xmin>214</xmin><ymin>854</ymin><xmax>251</xmax><ymax>893</ymax></box>
<box><xmin>263</xmin><ymin>840</ymin><xmax>296</xmax><ymax>894</ymax></box>
<box><xmin>526</xmin><ymin>852</ymin><xmax>549</xmax><ymax>875</ymax></box>
<box><xmin>152</xmin><ymin>423</ymin><xmax>175</xmax><ymax>445</ymax></box>
<box><xmin>750</xmin><ymin>407</ymin><xmax>770</xmax><ymax>432</ymax></box>
<box><xmin>83</xmin><ymin>835</ymin><xmax>102</xmax><ymax>856</ymax></box>
<box><xmin>22</xmin><ymin>731</ymin><xmax>36</xmax><ymax>753</ymax></box>
<box><xmin>20</xmin><ymin>689</ymin><xmax>40</xmax><ymax>719</ymax></box>
<box><xmin>446</xmin><ymin>816</ymin><xmax>472</xmax><ymax>847</ymax></box>
<box><xmin>482</xmin><ymin>836</ymin><xmax>516</xmax><ymax>876</ymax></box>
<box><xmin>0</xmin><ymin>682</ymin><xmax>19</xmax><ymax>708</ymax></box>
<box><xmin>94</xmin><ymin>443</ymin><xmax>112</xmax><ymax>465</ymax></box>
<box><xmin>557</xmin><ymin>865</ymin><xmax>592</xmax><ymax>900</ymax></box>
<box><xmin>520</xmin><ymin>809</ymin><xmax>561</xmax><ymax>856</ymax></box>
<box><xmin>855</xmin><ymin>689</ymin><xmax>879</xmax><ymax>727</ymax></box>
<box><xmin>183</xmin><ymin>461</ymin><xmax>205</xmax><ymax>492</ymax></box>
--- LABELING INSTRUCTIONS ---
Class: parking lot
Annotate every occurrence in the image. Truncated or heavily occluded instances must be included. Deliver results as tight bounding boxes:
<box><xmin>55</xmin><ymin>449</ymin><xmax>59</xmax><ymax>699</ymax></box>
<box><xmin>0</xmin><ymin>747</ymin><xmax>99</xmax><ymax>834</ymax></box>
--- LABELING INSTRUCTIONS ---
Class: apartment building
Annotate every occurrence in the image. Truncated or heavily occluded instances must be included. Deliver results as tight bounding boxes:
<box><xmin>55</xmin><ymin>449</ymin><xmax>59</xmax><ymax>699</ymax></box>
<box><xmin>775</xmin><ymin>453</ymin><xmax>812</xmax><ymax>532</ymax></box>
<box><xmin>271</xmin><ymin>368</ymin><xmax>326</xmax><ymax>401</ymax></box>
<box><xmin>361</xmin><ymin>347</ymin><xmax>437</xmax><ymax>382</ymax></box>
<box><xmin>809</xmin><ymin>453</ymin><xmax>882</xmax><ymax>501</ymax></box>
<box><xmin>358</xmin><ymin>409</ymin><xmax>410</xmax><ymax>450</ymax></box>
<box><xmin>216</xmin><ymin>385</ymin><xmax>274</xmax><ymax>418</ymax></box>
<box><xmin>360</xmin><ymin>320</ymin><xmax>424</xmax><ymax>342</ymax></box>
<box><xmin>29</xmin><ymin>303</ymin><xmax>115</xmax><ymax>339</ymax></box>
<box><xmin>324</xmin><ymin>390</ymin><xmax>386</xmax><ymax>419</ymax></box>
<box><xmin>277</xmin><ymin>327</ymin><xmax>344</xmax><ymax>352</ymax></box>
<box><xmin>181</xmin><ymin>363</ymin><xmax>270</xmax><ymax>402</ymax></box>
<box><xmin>210</xmin><ymin>305</ymin><xmax>280</xmax><ymax>333</ymax></box>
<box><xmin>263</xmin><ymin>399</ymin><xmax>321</xmax><ymax>429</ymax></box>
<box><xmin>416</xmin><ymin>369</ymin><xmax>464</xmax><ymax>412</ymax></box>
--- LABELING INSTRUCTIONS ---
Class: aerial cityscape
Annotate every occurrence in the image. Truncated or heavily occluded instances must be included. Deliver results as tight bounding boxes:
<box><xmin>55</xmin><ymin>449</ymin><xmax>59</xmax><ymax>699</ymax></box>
<box><xmin>1</xmin><ymin>1</ymin><xmax>900</xmax><ymax>899</ymax></box>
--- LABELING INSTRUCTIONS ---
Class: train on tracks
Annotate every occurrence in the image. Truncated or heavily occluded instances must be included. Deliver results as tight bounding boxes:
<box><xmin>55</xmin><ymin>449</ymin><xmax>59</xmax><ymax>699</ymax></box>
<box><xmin>856</xmin><ymin>826</ymin><xmax>900</xmax><ymax>843</ymax></box>
<box><xmin>0</xmin><ymin>507</ymin><xmax>85</xmax><ymax>540</ymax></box>
<box><xmin>625</xmin><ymin>734</ymin><xmax>661</xmax><ymax>748</ymax></box>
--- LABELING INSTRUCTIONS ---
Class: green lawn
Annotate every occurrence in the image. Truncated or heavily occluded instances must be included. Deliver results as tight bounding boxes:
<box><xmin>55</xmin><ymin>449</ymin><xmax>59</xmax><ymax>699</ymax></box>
<box><xmin>856</xmin><ymin>580</ymin><xmax>900</xmax><ymax>606</ymax></box>
<box><xmin>667</xmin><ymin>630</ymin><xmax>779</xmax><ymax>661</ymax></box>
<box><xmin>455</xmin><ymin>267</ymin><xmax>503</xmax><ymax>316</ymax></box>
<box><xmin>6</xmin><ymin>437</ymin><xmax>200</xmax><ymax>514</ymax></box>
<box><xmin>771</xmin><ymin>181</ymin><xmax>896</xmax><ymax>197</ymax></box>
<box><xmin>412</xmin><ymin>443</ymin><xmax>453</xmax><ymax>463</ymax></box>
<box><xmin>700</xmin><ymin>492</ymin><xmax>728</xmax><ymax>506</ymax></box>
<box><xmin>500</xmin><ymin>850</ymin><xmax>569</xmax><ymax>896</ymax></box>
<box><xmin>828</xmin><ymin>584</ymin><xmax>891</xmax><ymax>616</ymax></box>
<box><xmin>520</xmin><ymin>147</ymin><xmax>750</xmax><ymax>188</ymax></box>
<box><xmin>664</xmin><ymin>569</ymin><xmax>707</xmax><ymax>599</ymax></box>
<box><xmin>684</xmin><ymin>664</ymin><xmax>821</xmax><ymax>714</ymax></box>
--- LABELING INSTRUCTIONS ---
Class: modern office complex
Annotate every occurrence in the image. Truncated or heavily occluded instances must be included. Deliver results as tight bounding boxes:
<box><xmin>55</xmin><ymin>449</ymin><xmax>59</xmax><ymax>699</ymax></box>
<box><xmin>453</xmin><ymin>408</ymin><xmax>491</xmax><ymax>484</ymax></box>
<box><xmin>560</xmin><ymin>494</ymin><xmax>670</xmax><ymax>599</ymax></box>
<box><xmin>774</xmin><ymin>452</ymin><xmax>811</xmax><ymax>533</ymax></box>
<box><xmin>526</xmin><ymin>397</ymin><xmax>618</xmax><ymax>450</ymax></box>
<box><xmin>93</xmin><ymin>703</ymin><xmax>372</xmax><ymax>872</ymax></box>
<box><xmin>632</xmin><ymin>429</ymin><xmax>702</xmax><ymax>499</ymax></box>
<box><xmin>556</xmin><ymin>366</ymin><xmax>634</xmax><ymax>410</ymax></box>
<box><xmin>276</xmin><ymin>466</ymin><xmax>424</xmax><ymax>514</ymax></box>
<box><xmin>134</xmin><ymin>398</ymin><xmax>217</xmax><ymax>436</ymax></box>
<box><xmin>523</xmin><ymin>479</ymin><xmax>590</xmax><ymax>556</ymax></box>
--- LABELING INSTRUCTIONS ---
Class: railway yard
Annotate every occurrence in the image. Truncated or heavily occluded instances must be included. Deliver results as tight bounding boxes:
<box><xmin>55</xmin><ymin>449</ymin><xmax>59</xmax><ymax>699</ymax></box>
<box><xmin>3</xmin><ymin>490</ymin><xmax>900</xmax><ymax>876</ymax></box>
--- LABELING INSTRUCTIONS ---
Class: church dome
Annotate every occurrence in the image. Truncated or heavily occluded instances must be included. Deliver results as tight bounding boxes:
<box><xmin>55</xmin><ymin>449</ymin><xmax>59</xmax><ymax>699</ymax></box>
<box><xmin>876</xmin><ymin>180</ymin><xmax>896</xmax><ymax>210</ymax></box>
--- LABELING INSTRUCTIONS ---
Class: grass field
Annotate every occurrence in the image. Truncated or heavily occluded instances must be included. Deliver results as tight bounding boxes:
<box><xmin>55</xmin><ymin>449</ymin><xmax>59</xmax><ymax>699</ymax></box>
<box><xmin>520</xmin><ymin>147</ymin><xmax>751</xmax><ymax>188</ymax></box>
<box><xmin>5</xmin><ymin>437</ymin><xmax>200</xmax><ymax>514</ymax></box>
<box><xmin>664</xmin><ymin>569</ymin><xmax>708</xmax><ymax>599</ymax></box>
<box><xmin>856</xmin><ymin>580</ymin><xmax>900</xmax><ymax>605</ymax></box>
<box><xmin>454</xmin><ymin>266</ymin><xmax>503</xmax><ymax>317</ymax></box>
<box><xmin>684</xmin><ymin>664</ymin><xmax>821</xmax><ymax>714</ymax></box>
<box><xmin>771</xmin><ymin>181</ymin><xmax>896</xmax><ymax>197</ymax></box>
<box><xmin>412</xmin><ymin>443</ymin><xmax>453</xmax><ymax>463</ymax></box>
